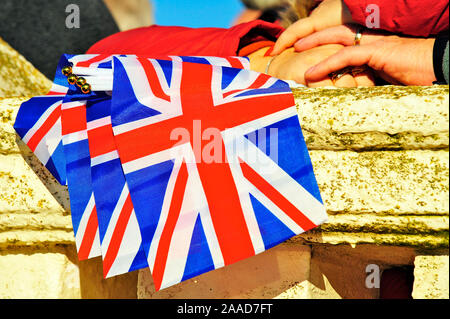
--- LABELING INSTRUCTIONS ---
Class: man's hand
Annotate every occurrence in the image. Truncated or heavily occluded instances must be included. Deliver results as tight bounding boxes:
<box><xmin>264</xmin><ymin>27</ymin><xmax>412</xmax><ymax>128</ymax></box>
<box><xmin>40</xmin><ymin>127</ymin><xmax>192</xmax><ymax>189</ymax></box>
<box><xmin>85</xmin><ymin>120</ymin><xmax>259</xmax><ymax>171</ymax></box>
<box><xmin>295</xmin><ymin>25</ymin><xmax>437</xmax><ymax>85</ymax></box>
<box><xmin>271</xmin><ymin>0</ymin><xmax>353</xmax><ymax>56</ymax></box>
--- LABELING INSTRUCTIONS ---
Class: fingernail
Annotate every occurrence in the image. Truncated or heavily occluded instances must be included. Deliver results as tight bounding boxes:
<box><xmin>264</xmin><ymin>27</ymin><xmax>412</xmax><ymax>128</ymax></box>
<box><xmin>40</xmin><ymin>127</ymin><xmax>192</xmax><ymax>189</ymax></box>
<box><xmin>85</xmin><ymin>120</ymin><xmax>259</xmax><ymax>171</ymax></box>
<box><xmin>306</xmin><ymin>66</ymin><xmax>316</xmax><ymax>75</ymax></box>
<box><xmin>295</xmin><ymin>38</ymin><xmax>304</xmax><ymax>46</ymax></box>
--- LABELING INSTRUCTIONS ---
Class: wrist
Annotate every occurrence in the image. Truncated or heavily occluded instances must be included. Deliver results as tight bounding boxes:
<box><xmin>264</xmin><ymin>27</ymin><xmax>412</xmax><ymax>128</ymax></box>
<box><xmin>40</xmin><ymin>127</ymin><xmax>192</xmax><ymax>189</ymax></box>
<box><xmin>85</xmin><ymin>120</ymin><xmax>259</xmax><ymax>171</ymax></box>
<box><xmin>265</xmin><ymin>47</ymin><xmax>295</xmax><ymax>77</ymax></box>
<box><xmin>246</xmin><ymin>46</ymin><xmax>275</xmax><ymax>73</ymax></box>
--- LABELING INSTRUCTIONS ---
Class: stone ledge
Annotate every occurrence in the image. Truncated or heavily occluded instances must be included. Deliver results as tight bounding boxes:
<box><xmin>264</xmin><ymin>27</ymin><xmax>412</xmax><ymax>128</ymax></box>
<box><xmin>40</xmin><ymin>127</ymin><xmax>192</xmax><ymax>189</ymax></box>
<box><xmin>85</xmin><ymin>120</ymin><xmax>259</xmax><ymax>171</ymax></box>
<box><xmin>1</xmin><ymin>149</ymin><xmax>447</xmax><ymax>248</ymax></box>
<box><xmin>292</xmin><ymin>231</ymin><xmax>449</xmax><ymax>249</ymax></box>
<box><xmin>0</xmin><ymin>81</ymin><xmax>448</xmax><ymax>250</ymax></box>
<box><xmin>2</xmin><ymin>87</ymin><xmax>449</xmax><ymax>155</ymax></box>
<box><xmin>0</xmin><ymin>38</ymin><xmax>51</xmax><ymax>98</ymax></box>
<box><xmin>412</xmin><ymin>255</ymin><xmax>449</xmax><ymax>298</ymax></box>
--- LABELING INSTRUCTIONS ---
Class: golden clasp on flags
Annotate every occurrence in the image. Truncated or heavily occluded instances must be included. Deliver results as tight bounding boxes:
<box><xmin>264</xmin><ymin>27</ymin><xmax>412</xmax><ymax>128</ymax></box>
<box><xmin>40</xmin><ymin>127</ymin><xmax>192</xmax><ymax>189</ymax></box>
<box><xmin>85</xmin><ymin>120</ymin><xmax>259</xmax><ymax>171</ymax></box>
<box><xmin>62</xmin><ymin>65</ymin><xmax>92</xmax><ymax>94</ymax></box>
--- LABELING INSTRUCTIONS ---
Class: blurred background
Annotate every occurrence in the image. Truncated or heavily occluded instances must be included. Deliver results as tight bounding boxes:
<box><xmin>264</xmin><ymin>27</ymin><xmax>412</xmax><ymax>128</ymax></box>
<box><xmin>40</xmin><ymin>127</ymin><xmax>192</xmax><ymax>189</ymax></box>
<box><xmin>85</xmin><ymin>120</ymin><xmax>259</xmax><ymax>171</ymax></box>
<box><xmin>0</xmin><ymin>0</ymin><xmax>308</xmax><ymax>78</ymax></box>
<box><xmin>151</xmin><ymin>0</ymin><xmax>244</xmax><ymax>28</ymax></box>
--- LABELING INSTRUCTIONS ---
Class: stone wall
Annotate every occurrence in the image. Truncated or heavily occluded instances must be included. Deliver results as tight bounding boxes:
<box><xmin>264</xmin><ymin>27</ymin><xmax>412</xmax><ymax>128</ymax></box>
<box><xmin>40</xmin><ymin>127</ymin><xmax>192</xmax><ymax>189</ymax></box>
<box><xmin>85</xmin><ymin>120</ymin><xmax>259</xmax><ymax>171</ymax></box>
<box><xmin>0</xmin><ymin>38</ymin><xmax>448</xmax><ymax>299</ymax></box>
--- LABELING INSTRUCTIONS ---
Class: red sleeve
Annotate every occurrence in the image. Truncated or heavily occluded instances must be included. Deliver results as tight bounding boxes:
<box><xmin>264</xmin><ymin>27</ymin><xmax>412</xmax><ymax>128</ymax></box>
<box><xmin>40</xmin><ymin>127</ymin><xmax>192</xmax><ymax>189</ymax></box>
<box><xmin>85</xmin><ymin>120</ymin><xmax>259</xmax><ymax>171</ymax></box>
<box><xmin>343</xmin><ymin>0</ymin><xmax>449</xmax><ymax>37</ymax></box>
<box><xmin>86</xmin><ymin>20</ymin><xmax>284</xmax><ymax>56</ymax></box>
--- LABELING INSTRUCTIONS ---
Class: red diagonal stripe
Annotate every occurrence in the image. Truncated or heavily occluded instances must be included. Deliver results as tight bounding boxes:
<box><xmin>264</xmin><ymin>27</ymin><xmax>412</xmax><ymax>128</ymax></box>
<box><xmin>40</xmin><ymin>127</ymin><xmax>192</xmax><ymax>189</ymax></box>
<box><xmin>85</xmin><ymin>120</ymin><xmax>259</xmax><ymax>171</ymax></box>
<box><xmin>27</xmin><ymin>106</ymin><xmax>60</xmax><ymax>152</ymax></box>
<box><xmin>77</xmin><ymin>206</ymin><xmax>99</xmax><ymax>260</ymax></box>
<box><xmin>239</xmin><ymin>160</ymin><xmax>317</xmax><ymax>232</ymax></box>
<box><xmin>227</xmin><ymin>57</ymin><xmax>244</xmax><ymax>69</ymax></box>
<box><xmin>222</xmin><ymin>73</ymin><xmax>271</xmax><ymax>98</ymax></box>
<box><xmin>102</xmin><ymin>194</ymin><xmax>134</xmax><ymax>278</ymax></box>
<box><xmin>76</xmin><ymin>54</ymin><xmax>110</xmax><ymax>67</ymax></box>
<box><xmin>138</xmin><ymin>57</ymin><xmax>171</xmax><ymax>102</ymax></box>
<box><xmin>152</xmin><ymin>161</ymin><xmax>189</xmax><ymax>291</ymax></box>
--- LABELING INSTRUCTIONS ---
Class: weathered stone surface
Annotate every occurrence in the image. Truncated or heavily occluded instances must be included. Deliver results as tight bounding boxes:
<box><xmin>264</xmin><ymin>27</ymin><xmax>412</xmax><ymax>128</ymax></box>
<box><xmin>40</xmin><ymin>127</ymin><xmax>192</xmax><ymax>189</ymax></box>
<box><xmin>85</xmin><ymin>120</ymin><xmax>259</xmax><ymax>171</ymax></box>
<box><xmin>0</xmin><ymin>245</ymin><xmax>138</xmax><ymax>299</ymax></box>
<box><xmin>138</xmin><ymin>244</ymin><xmax>311</xmax><ymax>299</ymax></box>
<box><xmin>0</xmin><ymin>38</ymin><xmax>51</xmax><ymax>97</ymax></box>
<box><xmin>311</xmin><ymin>150</ymin><xmax>448</xmax><ymax>216</ymax></box>
<box><xmin>294</xmin><ymin>86</ymin><xmax>449</xmax><ymax>150</ymax></box>
<box><xmin>0</xmin><ymin>246</ymin><xmax>80</xmax><ymax>298</ymax></box>
<box><xmin>0</xmin><ymin>97</ymin><xmax>29</xmax><ymax>154</ymax></box>
<box><xmin>412</xmin><ymin>255</ymin><xmax>449</xmax><ymax>299</ymax></box>
<box><xmin>1</xmin><ymin>149</ymin><xmax>447</xmax><ymax>247</ymax></box>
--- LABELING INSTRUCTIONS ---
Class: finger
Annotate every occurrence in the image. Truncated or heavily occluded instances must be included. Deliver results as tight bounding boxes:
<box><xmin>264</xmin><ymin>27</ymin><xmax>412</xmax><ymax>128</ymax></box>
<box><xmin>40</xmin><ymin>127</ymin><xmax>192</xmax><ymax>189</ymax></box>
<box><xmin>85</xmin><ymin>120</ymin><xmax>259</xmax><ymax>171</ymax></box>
<box><xmin>294</xmin><ymin>25</ymin><xmax>357</xmax><ymax>51</ymax></box>
<box><xmin>333</xmin><ymin>74</ymin><xmax>357</xmax><ymax>87</ymax></box>
<box><xmin>304</xmin><ymin>45</ymin><xmax>373</xmax><ymax>82</ymax></box>
<box><xmin>353</xmin><ymin>71</ymin><xmax>376</xmax><ymax>87</ymax></box>
<box><xmin>306</xmin><ymin>78</ymin><xmax>335</xmax><ymax>88</ymax></box>
<box><xmin>271</xmin><ymin>18</ymin><xmax>315</xmax><ymax>56</ymax></box>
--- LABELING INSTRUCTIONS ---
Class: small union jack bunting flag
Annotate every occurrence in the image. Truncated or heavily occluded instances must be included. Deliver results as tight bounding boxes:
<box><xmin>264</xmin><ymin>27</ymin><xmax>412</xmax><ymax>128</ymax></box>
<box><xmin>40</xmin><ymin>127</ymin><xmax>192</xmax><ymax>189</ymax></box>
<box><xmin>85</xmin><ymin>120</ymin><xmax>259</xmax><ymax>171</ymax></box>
<box><xmin>13</xmin><ymin>55</ymin><xmax>70</xmax><ymax>185</ymax></box>
<box><xmin>110</xmin><ymin>56</ymin><xmax>328</xmax><ymax>290</ymax></box>
<box><xmin>85</xmin><ymin>55</ymin><xmax>251</xmax><ymax>278</ymax></box>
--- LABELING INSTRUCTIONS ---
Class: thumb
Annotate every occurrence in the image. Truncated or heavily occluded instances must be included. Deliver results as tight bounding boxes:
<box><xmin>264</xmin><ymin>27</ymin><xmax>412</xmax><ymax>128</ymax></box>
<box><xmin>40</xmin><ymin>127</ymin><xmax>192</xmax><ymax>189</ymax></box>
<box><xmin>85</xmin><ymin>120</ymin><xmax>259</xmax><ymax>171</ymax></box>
<box><xmin>271</xmin><ymin>18</ymin><xmax>316</xmax><ymax>56</ymax></box>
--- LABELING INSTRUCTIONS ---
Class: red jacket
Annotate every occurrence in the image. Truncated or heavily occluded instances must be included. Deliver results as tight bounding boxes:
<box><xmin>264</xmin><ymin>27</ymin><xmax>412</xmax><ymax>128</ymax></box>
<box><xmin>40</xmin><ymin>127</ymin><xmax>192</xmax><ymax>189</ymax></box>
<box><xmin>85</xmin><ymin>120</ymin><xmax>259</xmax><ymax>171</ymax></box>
<box><xmin>344</xmin><ymin>0</ymin><xmax>449</xmax><ymax>37</ymax></box>
<box><xmin>86</xmin><ymin>20</ymin><xmax>283</xmax><ymax>56</ymax></box>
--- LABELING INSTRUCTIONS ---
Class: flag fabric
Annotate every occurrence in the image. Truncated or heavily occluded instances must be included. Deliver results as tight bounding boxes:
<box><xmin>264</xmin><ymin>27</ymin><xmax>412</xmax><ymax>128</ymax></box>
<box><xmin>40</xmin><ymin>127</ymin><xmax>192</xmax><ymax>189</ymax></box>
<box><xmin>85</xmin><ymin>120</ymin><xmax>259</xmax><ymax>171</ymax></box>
<box><xmin>110</xmin><ymin>56</ymin><xmax>328</xmax><ymax>290</ymax></box>
<box><xmin>85</xmin><ymin>55</ymin><xmax>251</xmax><ymax>277</ymax></box>
<box><xmin>59</xmin><ymin>54</ymin><xmax>122</xmax><ymax>260</ymax></box>
<box><xmin>14</xmin><ymin>53</ymin><xmax>327</xmax><ymax>290</ymax></box>
<box><xmin>13</xmin><ymin>55</ymin><xmax>70</xmax><ymax>185</ymax></box>
<box><xmin>61</xmin><ymin>95</ymin><xmax>102</xmax><ymax>260</ymax></box>
<box><xmin>68</xmin><ymin>54</ymin><xmax>252</xmax><ymax>272</ymax></box>
<box><xmin>86</xmin><ymin>94</ymin><xmax>148</xmax><ymax>276</ymax></box>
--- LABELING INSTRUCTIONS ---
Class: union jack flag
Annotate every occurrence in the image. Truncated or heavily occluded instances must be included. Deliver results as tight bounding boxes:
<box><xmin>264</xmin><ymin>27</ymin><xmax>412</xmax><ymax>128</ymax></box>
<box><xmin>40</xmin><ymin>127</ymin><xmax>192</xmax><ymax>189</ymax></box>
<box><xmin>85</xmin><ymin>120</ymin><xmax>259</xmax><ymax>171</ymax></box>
<box><xmin>14</xmin><ymin>52</ymin><xmax>325</xmax><ymax>288</ymax></box>
<box><xmin>85</xmin><ymin>55</ymin><xmax>251</xmax><ymax>278</ymax></box>
<box><xmin>110</xmin><ymin>56</ymin><xmax>327</xmax><ymax>290</ymax></box>
<box><xmin>62</xmin><ymin>54</ymin><xmax>252</xmax><ymax>273</ymax></box>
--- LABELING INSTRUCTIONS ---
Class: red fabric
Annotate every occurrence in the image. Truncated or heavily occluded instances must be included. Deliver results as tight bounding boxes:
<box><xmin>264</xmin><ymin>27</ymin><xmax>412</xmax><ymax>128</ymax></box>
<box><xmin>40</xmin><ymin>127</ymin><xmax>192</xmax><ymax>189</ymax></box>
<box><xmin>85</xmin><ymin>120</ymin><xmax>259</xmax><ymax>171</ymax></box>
<box><xmin>238</xmin><ymin>40</ymin><xmax>275</xmax><ymax>56</ymax></box>
<box><xmin>343</xmin><ymin>0</ymin><xmax>449</xmax><ymax>37</ymax></box>
<box><xmin>86</xmin><ymin>20</ymin><xmax>284</xmax><ymax>56</ymax></box>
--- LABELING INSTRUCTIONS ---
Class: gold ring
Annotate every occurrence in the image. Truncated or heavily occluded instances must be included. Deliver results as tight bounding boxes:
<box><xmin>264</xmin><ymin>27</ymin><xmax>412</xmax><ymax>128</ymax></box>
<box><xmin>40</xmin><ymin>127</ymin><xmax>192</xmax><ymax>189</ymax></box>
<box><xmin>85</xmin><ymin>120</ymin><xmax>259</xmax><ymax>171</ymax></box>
<box><xmin>329</xmin><ymin>66</ymin><xmax>369</xmax><ymax>84</ymax></box>
<box><xmin>354</xmin><ymin>28</ymin><xmax>363</xmax><ymax>46</ymax></box>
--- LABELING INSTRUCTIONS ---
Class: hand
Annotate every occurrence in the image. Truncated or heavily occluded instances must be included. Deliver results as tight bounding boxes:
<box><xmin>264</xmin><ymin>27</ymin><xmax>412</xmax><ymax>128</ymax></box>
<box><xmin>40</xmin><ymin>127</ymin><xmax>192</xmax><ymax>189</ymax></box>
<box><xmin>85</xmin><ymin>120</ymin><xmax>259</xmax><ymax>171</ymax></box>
<box><xmin>271</xmin><ymin>0</ymin><xmax>353</xmax><ymax>56</ymax></box>
<box><xmin>250</xmin><ymin>45</ymin><xmax>375</xmax><ymax>87</ymax></box>
<box><xmin>296</xmin><ymin>25</ymin><xmax>437</xmax><ymax>85</ymax></box>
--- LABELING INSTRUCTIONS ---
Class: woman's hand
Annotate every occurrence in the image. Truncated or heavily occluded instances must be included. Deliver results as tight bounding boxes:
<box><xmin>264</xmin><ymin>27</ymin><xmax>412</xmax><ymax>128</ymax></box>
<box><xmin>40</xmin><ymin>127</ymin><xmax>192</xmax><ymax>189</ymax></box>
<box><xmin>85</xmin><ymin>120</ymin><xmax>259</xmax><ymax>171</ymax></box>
<box><xmin>271</xmin><ymin>0</ymin><xmax>353</xmax><ymax>56</ymax></box>
<box><xmin>248</xmin><ymin>44</ymin><xmax>375</xmax><ymax>87</ymax></box>
<box><xmin>294</xmin><ymin>25</ymin><xmax>437</xmax><ymax>85</ymax></box>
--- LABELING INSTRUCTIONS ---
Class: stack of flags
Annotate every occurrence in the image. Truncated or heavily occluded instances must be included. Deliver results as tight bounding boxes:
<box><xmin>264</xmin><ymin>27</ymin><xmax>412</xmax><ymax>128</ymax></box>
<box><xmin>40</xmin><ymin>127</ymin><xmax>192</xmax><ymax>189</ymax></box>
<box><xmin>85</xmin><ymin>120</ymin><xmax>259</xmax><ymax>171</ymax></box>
<box><xmin>14</xmin><ymin>53</ymin><xmax>327</xmax><ymax>291</ymax></box>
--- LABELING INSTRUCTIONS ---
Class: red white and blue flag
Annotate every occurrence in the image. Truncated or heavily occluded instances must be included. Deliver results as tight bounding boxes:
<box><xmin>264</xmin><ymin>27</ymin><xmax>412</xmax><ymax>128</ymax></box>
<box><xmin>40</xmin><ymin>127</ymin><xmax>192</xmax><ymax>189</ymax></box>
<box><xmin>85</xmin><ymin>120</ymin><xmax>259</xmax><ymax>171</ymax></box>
<box><xmin>14</xmin><ymin>53</ymin><xmax>326</xmax><ymax>289</ymax></box>
<box><xmin>13</xmin><ymin>55</ymin><xmax>70</xmax><ymax>185</ymax></box>
<box><xmin>86</xmin><ymin>55</ymin><xmax>252</xmax><ymax>278</ymax></box>
<box><xmin>110</xmin><ymin>56</ymin><xmax>327</xmax><ymax>290</ymax></box>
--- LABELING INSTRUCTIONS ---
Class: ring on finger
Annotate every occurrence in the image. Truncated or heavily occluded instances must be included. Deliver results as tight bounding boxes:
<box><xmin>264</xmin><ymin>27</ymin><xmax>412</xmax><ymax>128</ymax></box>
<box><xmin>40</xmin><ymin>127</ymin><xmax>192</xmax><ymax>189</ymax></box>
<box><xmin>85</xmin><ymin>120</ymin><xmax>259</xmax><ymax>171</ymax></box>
<box><xmin>354</xmin><ymin>27</ymin><xmax>363</xmax><ymax>46</ymax></box>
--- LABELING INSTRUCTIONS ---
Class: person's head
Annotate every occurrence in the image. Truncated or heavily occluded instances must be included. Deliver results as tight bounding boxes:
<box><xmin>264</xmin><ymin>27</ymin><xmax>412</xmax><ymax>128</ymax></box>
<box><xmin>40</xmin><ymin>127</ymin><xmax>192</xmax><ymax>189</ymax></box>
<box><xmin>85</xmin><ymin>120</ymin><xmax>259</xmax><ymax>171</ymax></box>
<box><xmin>241</xmin><ymin>0</ymin><xmax>318</xmax><ymax>27</ymax></box>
